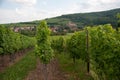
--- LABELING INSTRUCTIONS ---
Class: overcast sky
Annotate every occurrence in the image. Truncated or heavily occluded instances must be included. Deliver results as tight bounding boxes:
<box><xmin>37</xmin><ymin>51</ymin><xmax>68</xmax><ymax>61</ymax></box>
<box><xmin>0</xmin><ymin>0</ymin><xmax>120</xmax><ymax>24</ymax></box>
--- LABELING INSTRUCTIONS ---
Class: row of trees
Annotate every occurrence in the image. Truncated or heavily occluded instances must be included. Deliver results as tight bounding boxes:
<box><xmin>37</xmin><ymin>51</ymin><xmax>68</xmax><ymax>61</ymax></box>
<box><xmin>89</xmin><ymin>24</ymin><xmax>120</xmax><ymax>80</ymax></box>
<box><xmin>36</xmin><ymin>13</ymin><xmax>120</xmax><ymax>80</ymax></box>
<box><xmin>51</xmin><ymin>24</ymin><xmax>120</xmax><ymax>80</ymax></box>
<box><xmin>0</xmin><ymin>25</ymin><xmax>36</xmax><ymax>55</ymax></box>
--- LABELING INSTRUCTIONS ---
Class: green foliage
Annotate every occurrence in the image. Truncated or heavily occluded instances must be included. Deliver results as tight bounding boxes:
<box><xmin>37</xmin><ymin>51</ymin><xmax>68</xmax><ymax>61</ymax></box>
<box><xmin>64</xmin><ymin>24</ymin><xmax>120</xmax><ymax>79</ymax></box>
<box><xmin>35</xmin><ymin>21</ymin><xmax>54</xmax><ymax>64</ymax></box>
<box><xmin>0</xmin><ymin>25</ymin><xmax>36</xmax><ymax>55</ymax></box>
<box><xmin>20</xmin><ymin>29</ymin><xmax>36</xmax><ymax>37</ymax></box>
<box><xmin>116</xmin><ymin>13</ymin><xmax>120</xmax><ymax>29</ymax></box>
<box><xmin>47</xmin><ymin>8</ymin><xmax>120</xmax><ymax>28</ymax></box>
<box><xmin>66</xmin><ymin>34</ymin><xmax>80</xmax><ymax>61</ymax></box>
<box><xmin>116</xmin><ymin>13</ymin><xmax>120</xmax><ymax>19</ymax></box>
<box><xmin>66</xmin><ymin>31</ymin><xmax>87</xmax><ymax>62</ymax></box>
<box><xmin>0</xmin><ymin>25</ymin><xmax>5</xmax><ymax>54</ymax></box>
<box><xmin>51</xmin><ymin>37</ymin><xmax>65</xmax><ymax>52</ymax></box>
<box><xmin>88</xmin><ymin>24</ymin><xmax>120</xmax><ymax>80</ymax></box>
<box><xmin>0</xmin><ymin>48</ymin><xmax>3</xmax><ymax>54</ymax></box>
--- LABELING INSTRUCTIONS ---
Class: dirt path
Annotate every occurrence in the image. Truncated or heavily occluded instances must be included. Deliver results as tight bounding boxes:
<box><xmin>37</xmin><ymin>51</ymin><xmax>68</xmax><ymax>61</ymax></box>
<box><xmin>25</xmin><ymin>58</ymin><xmax>68</xmax><ymax>80</ymax></box>
<box><xmin>0</xmin><ymin>48</ymin><xmax>33</xmax><ymax>72</ymax></box>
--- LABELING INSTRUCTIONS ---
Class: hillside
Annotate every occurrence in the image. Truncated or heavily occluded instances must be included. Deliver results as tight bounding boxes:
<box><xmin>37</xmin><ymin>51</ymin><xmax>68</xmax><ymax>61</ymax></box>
<box><xmin>2</xmin><ymin>8</ymin><xmax>120</xmax><ymax>36</ymax></box>
<box><xmin>46</xmin><ymin>8</ymin><xmax>120</xmax><ymax>28</ymax></box>
<box><xmin>3</xmin><ymin>8</ymin><xmax>120</xmax><ymax>28</ymax></box>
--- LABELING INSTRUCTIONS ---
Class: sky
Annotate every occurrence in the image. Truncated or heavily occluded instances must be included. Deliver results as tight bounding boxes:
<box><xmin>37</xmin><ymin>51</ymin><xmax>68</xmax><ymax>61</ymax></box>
<box><xmin>0</xmin><ymin>0</ymin><xmax>120</xmax><ymax>24</ymax></box>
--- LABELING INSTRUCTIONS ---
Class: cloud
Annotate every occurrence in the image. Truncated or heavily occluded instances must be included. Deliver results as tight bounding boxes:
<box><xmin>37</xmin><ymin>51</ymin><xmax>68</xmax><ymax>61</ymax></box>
<box><xmin>0</xmin><ymin>0</ymin><xmax>3</xmax><ymax>5</ymax></box>
<box><xmin>15</xmin><ymin>7</ymin><xmax>40</xmax><ymax>21</ymax></box>
<box><xmin>100</xmin><ymin>0</ymin><xmax>117</xmax><ymax>3</ymax></box>
<box><xmin>0</xmin><ymin>0</ymin><xmax>120</xmax><ymax>24</ymax></box>
<box><xmin>75</xmin><ymin>0</ymin><xmax>120</xmax><ymax>12</ymax></box>
<box><xmin>0</xmin><ymin>7</ymin><xmax>36</xmax><ymax>23</ymax></box>
<box><xmin>11</xmin><ymin>0</ymin><xmax>37</xmax><ymax>6</ymax></box>
<box><xmin>42</xmin><ymin>1</ymin><xmax>47</xmax><ymax>5</ymax></box>
<box><xmin>0</xmin><ymin>9</ymin><xmax>18</xmax><ymax>23</ymax></box>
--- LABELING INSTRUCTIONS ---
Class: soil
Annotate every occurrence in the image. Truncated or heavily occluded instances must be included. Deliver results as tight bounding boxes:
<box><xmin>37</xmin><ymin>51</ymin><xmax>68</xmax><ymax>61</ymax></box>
<box><xmin>25</xmin><ymin>58</ymin><xmax>68</xmax><ymax>80</ymax></box>
<box><xmin>0</xmin><ymin>47</ymin><xmax>33</xmax><ymax>72</ymax></box>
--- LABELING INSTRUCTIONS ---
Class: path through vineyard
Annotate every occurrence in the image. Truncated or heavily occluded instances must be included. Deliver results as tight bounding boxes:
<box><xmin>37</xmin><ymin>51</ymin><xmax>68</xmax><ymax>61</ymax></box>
<box><xmin>25</xmin><ymin>58</ymin><xmax>68</xmax><ymax>80</ymax></box>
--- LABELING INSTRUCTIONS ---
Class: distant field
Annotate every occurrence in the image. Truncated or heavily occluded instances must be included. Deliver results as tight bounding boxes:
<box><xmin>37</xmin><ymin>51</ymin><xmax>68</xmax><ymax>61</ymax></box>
<box><xmin>50</xmin><ymin>33</ymin><xmax>73</xmax><ymax>40</ymax></box>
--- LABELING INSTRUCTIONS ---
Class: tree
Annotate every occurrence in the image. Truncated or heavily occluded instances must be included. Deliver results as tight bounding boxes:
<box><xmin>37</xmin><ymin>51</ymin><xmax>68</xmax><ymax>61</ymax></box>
<box><xmin>89</xmin><ymin>24</ymin><xmax>120</xmax><ymax>79</ymax></box>
<box><xmin>117</xmin><ymin>13</ymin><xmax>120</xmax><ymax>19</ymax></box>
<box><xmin>66</xmin><ymin>31</ymin><xmax>86</xmax><ymax>64</ymax></box>
<box><xmin>66</xmin><ymin>34</ymin><xmax>79</xmax><ymax>63</ymax></box>
<box><xmin>116</xmin><ymin>13</ymin><xmax>120</xmax><ymax>31</ymax></box>
<box><xmin>35</xmin><ymin>20</ymin><xmax>53</xmax><ymax>80</ymax></box>
<box><xmin>0</xmin><ymin>25</ymin><xmax>5</xmax><ymax>55</ymax></box>
<box><xmin>51</xmin><ymin>37</ymin><xmax>65</xmax><ymax>53</ymax></box>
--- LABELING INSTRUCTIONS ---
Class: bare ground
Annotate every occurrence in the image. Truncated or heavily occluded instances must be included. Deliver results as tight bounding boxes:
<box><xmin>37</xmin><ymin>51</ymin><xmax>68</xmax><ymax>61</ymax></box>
<box><xmin>0</xmin><ymin>48</ymin><xmax>33</xmax><ymax>72</ymax></box>
<box><xmin>25</xmin><ymin>58</ymin><xmax>68</xmax><ymax>80</ymax></box>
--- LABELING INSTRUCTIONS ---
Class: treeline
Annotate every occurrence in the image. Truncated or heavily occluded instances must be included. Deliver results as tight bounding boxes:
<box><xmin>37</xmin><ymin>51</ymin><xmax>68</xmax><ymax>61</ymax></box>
<box><xmin>51</xmin><ymin>24</ymin><xmax>120</xmax><ymax>80</ymax></box>
<box><xmin>0</xmin><ymin>25</ymin><xmax>36</xmax><ymax>55</ymax></box>
<box><xmin>57</xmin><ymin>8</ymin><xmax>120</xmax><ymax>28</ymax></box>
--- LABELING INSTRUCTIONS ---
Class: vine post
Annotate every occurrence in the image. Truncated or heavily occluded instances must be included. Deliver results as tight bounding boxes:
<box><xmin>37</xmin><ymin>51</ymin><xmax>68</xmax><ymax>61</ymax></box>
<box><xmin>86</xmin><ymin>29</ymin><xmax>90</xmax><ymax>74</ymax></box>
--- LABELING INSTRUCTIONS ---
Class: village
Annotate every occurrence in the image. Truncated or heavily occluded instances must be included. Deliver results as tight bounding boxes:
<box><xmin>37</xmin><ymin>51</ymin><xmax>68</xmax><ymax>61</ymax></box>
<box><xmin>11</xmin><ymin>21</ymin><xmax>79</xmax><ymax>36</ymax></box>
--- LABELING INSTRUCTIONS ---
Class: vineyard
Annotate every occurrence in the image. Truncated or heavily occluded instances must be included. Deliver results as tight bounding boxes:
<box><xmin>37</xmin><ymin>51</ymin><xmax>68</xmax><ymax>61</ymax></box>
<box><xmin>0</xmin><ymin>21</ymin><xmax>120</xmax><ymax>80</ymax></box>
<box><xmin>0</xmin><ymin>25</ymin><xmax>36</xmax><ymax>71</ymax></box>
<box><xmin>51</xmin><ymin>24</ymin><xmax>120</xmax><ymax>80</ymax></box>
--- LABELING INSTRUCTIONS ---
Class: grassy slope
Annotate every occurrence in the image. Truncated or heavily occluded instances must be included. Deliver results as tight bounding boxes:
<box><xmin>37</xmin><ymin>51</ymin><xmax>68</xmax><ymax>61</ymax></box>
<box><xmin>0</xmin><ymin>50</ymin><xmax>36</xmax><ymax>80</ymax></box>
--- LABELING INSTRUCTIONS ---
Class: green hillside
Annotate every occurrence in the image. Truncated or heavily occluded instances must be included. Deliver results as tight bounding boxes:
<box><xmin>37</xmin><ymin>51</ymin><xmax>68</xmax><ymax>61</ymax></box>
<box><xmin>46</xmin><ymin>8</ymin><xmax>120</xmax><ymax>28</ymax></box>
<box><xmin>2</xmin><ymin>8</ymin><xmax>120</xmax><ymax>28</ymax></box>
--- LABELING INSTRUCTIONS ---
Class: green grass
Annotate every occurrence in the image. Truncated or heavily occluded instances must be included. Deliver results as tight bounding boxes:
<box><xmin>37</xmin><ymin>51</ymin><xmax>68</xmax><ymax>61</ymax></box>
<box><xmin>50</xmin><ymin>33</ymin><xmax>73</xmax><ymax>40</ymax></box>
<box><xmin>0</xmin><ymin>50</ymin><xmax>36</xmax><ymax>80</ymax></box>
<box><xmin>56</xmin><ymin>53</ymin><xmax>94</xmax><ymax>80</ymax></box>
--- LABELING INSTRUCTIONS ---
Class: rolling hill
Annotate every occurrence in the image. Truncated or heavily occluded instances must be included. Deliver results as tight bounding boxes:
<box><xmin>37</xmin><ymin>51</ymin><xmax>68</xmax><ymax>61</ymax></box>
<box><xmin>46</xmin><ymin>8</ymin><xmax>120</xmax><ymax>28</ymax></box>
<box><xmin>3</xmin><ymin>8</ymin><xmax>120</xmax><ymax>28</ymax></box>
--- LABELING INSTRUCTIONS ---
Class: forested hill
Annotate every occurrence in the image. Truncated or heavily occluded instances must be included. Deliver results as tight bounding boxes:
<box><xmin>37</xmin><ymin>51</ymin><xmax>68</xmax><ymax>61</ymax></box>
<box><xmin>46</xmin><ymin>8</ymin><xmax>120</xmax><ymax>28</ymax></box>
<box><xmin>2</xmin><ymin>8</ymin><xmax>120</xmax><ymax>28</ymax></box>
